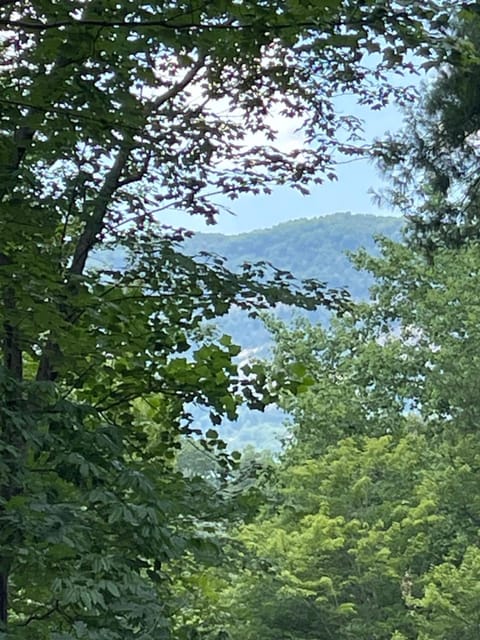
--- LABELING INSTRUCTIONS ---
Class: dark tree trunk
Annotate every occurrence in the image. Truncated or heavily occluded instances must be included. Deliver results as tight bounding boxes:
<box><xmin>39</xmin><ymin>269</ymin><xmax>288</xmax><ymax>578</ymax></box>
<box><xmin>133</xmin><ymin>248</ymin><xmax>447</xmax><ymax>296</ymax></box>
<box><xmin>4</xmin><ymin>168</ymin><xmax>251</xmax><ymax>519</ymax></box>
<box><xmin>1</xmin><ymin>283</ymin><xmax>24</xmax><ymax>633</ymax></box>
<box><xmin>0</xmin><ymin>572</ymin><xmax>7</xmax><ymax>630</ymax></box>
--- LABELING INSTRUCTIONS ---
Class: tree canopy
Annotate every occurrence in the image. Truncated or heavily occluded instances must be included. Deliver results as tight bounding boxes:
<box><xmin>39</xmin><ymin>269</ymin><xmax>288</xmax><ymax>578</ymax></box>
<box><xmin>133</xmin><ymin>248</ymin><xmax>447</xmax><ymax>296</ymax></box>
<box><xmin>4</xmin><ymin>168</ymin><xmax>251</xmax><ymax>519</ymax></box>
<box><xmin>374</xmin><ymin>6</ymin><xmax>480</xmax><ymax>249</ymax></box>
<box><xmin>209</xmin><ymin>240</ymin><xmax>480</xmax><ymax>640</ymax></box>
<box><xmin>0</xmin><ymin>0</ymin><xmax>464</xmax><ymax>637</ymax></box>
<box><xmin>214</xmin><ymin>22</ymin><xmax>480</xmax><ymax>636</ymax></box>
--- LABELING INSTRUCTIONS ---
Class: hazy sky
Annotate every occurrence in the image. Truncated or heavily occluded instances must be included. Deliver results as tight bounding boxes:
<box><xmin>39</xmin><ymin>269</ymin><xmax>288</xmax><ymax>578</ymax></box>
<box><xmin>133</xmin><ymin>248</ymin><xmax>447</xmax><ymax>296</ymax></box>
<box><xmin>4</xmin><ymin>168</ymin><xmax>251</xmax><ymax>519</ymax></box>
<box><xmin>158</xmin><ymin>96</ymin><xmax>407</xmax><ymax>235</ymax></box>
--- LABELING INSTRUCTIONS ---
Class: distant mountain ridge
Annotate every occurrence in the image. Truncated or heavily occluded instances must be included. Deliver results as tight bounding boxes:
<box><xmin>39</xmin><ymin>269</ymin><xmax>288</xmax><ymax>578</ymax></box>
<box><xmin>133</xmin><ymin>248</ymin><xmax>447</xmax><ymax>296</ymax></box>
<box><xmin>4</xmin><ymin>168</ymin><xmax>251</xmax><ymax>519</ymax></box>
<box><xmin>184</xmin><ymin>212</ymin><xmax>403</xmax><ymax>301</ymax></box>
<box><xmin>183</xmin><ymin>212</ymin><xmax>403</xmax><ymax>350</ymax></box>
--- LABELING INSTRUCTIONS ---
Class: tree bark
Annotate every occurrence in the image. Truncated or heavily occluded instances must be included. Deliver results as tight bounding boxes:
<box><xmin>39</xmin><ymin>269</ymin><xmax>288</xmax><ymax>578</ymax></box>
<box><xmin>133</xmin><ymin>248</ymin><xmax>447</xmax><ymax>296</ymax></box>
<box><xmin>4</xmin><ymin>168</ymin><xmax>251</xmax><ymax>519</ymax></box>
<box><xmin>0</xmin><ymin>571</ymin><xmax>7</xmax><ymax>630</ymax></box>
<box><xmin>0</xmin><ymin>287</ymin><xmax>22</xmax><ymax>633</ymax></box>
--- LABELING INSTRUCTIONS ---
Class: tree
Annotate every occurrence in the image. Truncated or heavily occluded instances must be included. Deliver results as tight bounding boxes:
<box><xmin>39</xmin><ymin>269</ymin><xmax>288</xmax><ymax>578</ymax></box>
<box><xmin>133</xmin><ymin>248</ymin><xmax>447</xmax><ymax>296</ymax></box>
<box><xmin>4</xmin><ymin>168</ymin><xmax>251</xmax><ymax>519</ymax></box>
<box><xmin>374</xmin><ymin>5</ymin><xmax>480</xmax><ymax>250</ymax></box>
<box><xmin>218</xmin><ymin>239</ymin><xmax>480</xmax><ymax>640</ymax></box>
<box><xmin>0</xmin><ymin>0</ymin><xmax>456</xmax><ymax>636</ymax></box>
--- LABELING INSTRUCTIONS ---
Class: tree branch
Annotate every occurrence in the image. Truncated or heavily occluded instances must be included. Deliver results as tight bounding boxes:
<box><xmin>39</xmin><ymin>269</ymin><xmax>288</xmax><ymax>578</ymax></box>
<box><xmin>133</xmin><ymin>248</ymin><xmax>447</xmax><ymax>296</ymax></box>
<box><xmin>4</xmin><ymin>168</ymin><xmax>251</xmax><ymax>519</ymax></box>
<box><xmin>0</xmin><ymin>97</ymin><xmax>139</xmax><ymax>131</ymax></box>
<box><xmin>70</xmin><ymin>146</ymin><xmax>131</xmax><ymax>276</ymax></box>
<box><xmin>70</xmin><ymin>55</ymin><xmax>206</xmax><ymax>275</ymax></box>
<box><xmin>17</xmin><ymin>602</ymin><xmax>59</xmax><ymax>627</ymax></box>
<box><xmin>2</xmin><ymin>287</ymin><xmax>22</xmax><ymax>381</ymax></box>
<box><xmin>0</xmin><ymin>17</ymin><xmax>346</xmax><ymax>34</ymax></box>
<box><xmin>31</xmin><ymin>54</ymin><xmax>207</xmax><ymax>381</ymax></box>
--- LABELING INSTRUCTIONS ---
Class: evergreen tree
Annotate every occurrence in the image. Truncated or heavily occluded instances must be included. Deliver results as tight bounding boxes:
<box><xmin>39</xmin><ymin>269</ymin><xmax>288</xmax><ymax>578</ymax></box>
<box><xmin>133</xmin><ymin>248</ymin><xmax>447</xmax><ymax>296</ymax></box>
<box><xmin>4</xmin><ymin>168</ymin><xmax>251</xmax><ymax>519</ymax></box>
<box><xmin>375</xmin><ymin>5</ymin><xmax>480</xmax><ymax>250</ymax></box>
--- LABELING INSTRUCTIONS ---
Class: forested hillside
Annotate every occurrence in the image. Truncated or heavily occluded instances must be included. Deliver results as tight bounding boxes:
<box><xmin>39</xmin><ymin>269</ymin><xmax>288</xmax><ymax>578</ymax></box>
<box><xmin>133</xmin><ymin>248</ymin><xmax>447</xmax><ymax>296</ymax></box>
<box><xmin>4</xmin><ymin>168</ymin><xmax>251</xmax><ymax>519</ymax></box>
<box><xmin>185</xmin><ymin>212</ymin><xmax>402</xmax><ymax>298</ymax></box>
<box><xmin>184</xmin><ymin>213</ymin><xmax>402</xmax><ymax>350</ymax></box>
<box><xmin>183</xmin><ymin>213</ymin><xmax>402</xmax><ymax>450</ymax></box>
<box><xmin>204</xmin><ymin>16</ymin><xmax>480</xmax><ymax>639</ymax></box>
<box><xmin>207</xmin><ymin>239</ymin><xmax>480</xmax><ymax>640</ymax></box>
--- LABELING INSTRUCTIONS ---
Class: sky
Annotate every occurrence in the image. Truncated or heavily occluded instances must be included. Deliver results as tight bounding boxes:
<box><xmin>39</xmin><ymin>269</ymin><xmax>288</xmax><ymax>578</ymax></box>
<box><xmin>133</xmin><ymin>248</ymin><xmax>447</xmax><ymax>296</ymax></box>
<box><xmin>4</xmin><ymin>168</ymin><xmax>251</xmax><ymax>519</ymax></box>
<box><xmin>158</xmin><ymin>91</ymin><xmax>410</xmax><ymax>235</ymax></box>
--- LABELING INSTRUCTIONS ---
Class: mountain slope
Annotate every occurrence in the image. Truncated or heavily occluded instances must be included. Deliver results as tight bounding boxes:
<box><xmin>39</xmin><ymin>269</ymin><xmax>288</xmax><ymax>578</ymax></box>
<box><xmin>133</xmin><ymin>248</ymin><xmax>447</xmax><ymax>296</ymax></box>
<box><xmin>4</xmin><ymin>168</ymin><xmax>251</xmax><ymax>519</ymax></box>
<box><xmin>182</xmin><ymin>213</ymin><xmax>403</xmax><ymax>450</ymax></box>
<box><xmin>185</xmin><ymin>212</ymin><xmax>402</xmax><ymax>300</ymax></box>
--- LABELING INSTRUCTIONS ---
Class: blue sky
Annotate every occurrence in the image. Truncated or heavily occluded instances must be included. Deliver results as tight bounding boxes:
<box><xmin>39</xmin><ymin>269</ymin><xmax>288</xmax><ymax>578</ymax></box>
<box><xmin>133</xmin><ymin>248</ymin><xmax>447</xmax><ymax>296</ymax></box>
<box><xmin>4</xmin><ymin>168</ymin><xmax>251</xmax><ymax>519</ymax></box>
<box><xmin>158</xmin><ymin>97</ymin><xmax>407</xmax><ymax>235</ymax></box>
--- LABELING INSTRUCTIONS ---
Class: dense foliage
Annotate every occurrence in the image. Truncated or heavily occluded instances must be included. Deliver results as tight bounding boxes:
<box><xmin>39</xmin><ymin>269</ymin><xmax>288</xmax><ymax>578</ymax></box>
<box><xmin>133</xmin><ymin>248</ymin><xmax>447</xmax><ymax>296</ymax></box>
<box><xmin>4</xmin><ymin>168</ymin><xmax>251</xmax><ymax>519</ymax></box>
<box><xmin>375</xmin><ymin>7</ymin><xmax>480</xmax><ymax>249</ymax></box>
<box><xmin>190</xmin><ymin>9</ymin><xmax>480</xmax><ymax>640</ymax></box>
<box><xmin>211</xmin><ymin>11</ymin><xmax>480</xmax><ymax>637</ymax></box>
<box><xmin>202</xmin><ymin>240</ymin><xmax>480</xmax><ymax>640</ymax></box>
<box><xmin>0</xmin><ymin>0</ymin><xmax>468</xmax><ymax>638</ymax></box>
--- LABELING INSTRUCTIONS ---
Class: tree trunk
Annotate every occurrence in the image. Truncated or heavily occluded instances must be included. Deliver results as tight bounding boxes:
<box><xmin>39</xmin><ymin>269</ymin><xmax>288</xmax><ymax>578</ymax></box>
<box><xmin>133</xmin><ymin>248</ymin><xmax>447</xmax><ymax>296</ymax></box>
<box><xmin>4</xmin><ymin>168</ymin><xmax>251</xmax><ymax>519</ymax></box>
<box><xmin>0</xmin><ymin>571</ymin><xmax>7</xmax><ymax>630</ymax></box>
<box><xmin>1</xmin><ymin>284</ymin><xmax>24</xmax><ymax>633</ymax></box>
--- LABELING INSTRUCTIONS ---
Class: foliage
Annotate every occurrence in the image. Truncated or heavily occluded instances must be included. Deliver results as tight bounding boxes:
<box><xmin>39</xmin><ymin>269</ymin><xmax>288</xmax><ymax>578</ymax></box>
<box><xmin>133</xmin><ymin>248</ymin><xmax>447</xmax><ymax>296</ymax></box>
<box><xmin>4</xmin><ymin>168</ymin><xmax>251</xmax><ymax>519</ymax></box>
<box><xmin>212</xmin><ymin>240</ymin><xmax>480</xmax><ymax>640</ymax></box>
<box><xmin>178</xmin><ymin>213</ymin><xmax>403</xmax><ymax>454</ymax></box>
<box><xmin>1</xmin><ymin>0</ymin><xmax>451</xmax><ymax>227</ymax></box>
<box><xmin>0</xmin><ymin>0</ymin><xmax>462</xmax><ymax>636</ymax></box>
<box><xmin>374</xmin><ymin>6</ymin><xmax>480</xmax><ymax>249</ymax></box>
